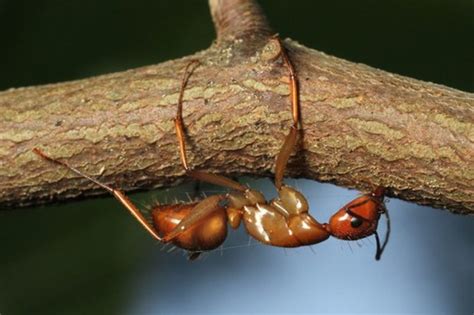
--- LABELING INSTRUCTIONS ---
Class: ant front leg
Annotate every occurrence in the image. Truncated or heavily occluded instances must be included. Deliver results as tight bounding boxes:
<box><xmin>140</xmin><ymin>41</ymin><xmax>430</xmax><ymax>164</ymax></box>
<box><xmin>271</xmin><ymin>36</ymin><xmax>301</xmax><ymax>190</ymax></box>
<box><xmin>32</xmin><ymin>148</ymin><xmax>162</xmax><ymax>241</ymax></box>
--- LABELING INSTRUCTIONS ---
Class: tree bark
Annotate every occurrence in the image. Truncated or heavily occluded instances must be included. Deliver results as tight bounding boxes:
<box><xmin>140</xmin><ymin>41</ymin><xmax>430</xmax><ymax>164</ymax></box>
<box><xmin>0</xmin><ymin>0</ymin><xmax>472</xmax><ymax>214</ymax></box>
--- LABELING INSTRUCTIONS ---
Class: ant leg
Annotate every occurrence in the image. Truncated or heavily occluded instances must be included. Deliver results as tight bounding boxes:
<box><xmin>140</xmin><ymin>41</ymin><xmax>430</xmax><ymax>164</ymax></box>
<box><xmin>174</xmin><ymin>60</ymin><xmax>200</xmax><ymax>172</ymax></box>
<box><xmin>271</xmin><ymin>36</ymin><xmax>301</xmax><ymax>190</ymax></box>
<box><xmin>32</xmin><ymin>148</ymin><xmax>162</xmax><ymax>241</ymax></box>
<box><xmin>274</xmin><ymin>127</ymin><xmax>298</xmax><ymax>190</ymax></box>
<box><xmin>174</xmin><ymin>60</ymin><xmax>247</xmax><ymax>192</ymax></box>
<box><xmin>271</xmin><ymin>35</ymin><xmax>300</xmax><ymax>125</ymax></box>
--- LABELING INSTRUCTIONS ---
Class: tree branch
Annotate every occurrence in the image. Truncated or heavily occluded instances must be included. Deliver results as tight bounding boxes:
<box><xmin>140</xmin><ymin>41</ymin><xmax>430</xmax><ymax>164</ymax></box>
<box><xmin>209</xmin><ymin>0</ymin><xmax>272</xmax><ymax>44</ymax></box>
<box><xmin>1</xmin><ymin>0</ymin><xmax>472</xmax><ymax>214</ymax></box>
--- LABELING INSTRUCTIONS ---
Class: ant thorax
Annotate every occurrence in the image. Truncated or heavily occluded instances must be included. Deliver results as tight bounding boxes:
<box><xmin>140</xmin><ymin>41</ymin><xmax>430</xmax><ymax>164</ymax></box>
<box><xmin>226</xmin><ymin>186</ymin><xmax>330</xmax><ymax>248</ymax></box>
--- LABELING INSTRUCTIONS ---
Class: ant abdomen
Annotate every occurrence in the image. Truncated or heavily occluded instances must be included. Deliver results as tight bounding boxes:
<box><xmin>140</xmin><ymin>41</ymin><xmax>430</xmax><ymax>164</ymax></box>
<box><xmin>152</xmin><ymin>203</ymin><xmax>228</xmax><ymax>251</ymax></box>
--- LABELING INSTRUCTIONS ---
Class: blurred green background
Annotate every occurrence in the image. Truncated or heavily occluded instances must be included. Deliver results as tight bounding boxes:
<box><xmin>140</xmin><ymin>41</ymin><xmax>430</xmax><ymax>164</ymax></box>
<box><xmin>0</xmin><ymin>1</ymin><xmax>473</xmax><ymax>314</ymax></box>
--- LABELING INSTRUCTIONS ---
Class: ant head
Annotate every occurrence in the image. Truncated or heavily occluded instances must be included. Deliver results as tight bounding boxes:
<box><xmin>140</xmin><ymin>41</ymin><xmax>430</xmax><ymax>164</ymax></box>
<box><xmin>328</xmin><ymin>209</ymin><xmax>379</xmax><ymax>241</ymax></box>
<box><xmin>327</xmin><ymin>194</ymin><xmax>381</xmax><ymax>241</ymax></box>
<box><xmin>328</xmin><ymin>188</ymin><xmax>390</xmax><ymax>260</ymax></box>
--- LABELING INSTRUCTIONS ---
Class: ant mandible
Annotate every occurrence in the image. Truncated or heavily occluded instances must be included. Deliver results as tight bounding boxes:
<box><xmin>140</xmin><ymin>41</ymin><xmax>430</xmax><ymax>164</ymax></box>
<box><xmin>33</xmin><ymin>36</ymin><xmax>390</xmax><ymax>260</ymax></box>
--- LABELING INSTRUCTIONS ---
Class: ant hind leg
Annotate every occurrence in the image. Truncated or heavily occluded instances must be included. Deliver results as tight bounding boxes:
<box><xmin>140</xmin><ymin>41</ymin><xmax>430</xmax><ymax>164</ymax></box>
<box><xmin>32</xmin><ymin>148</ymin><xmax>162</xmax><ymax>241</ymax></box>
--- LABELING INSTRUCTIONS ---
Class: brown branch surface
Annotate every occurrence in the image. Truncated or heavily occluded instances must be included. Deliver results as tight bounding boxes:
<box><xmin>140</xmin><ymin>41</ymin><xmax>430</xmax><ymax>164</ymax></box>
<box><xmin>0</xmin><ymin>0</ymin><xmax>473</xmax><ymax>214</ymax></box>
<box><xmin>210</xmin><ymin>0</ymin><xmax>272</xmax><ymax>43</ymax></box>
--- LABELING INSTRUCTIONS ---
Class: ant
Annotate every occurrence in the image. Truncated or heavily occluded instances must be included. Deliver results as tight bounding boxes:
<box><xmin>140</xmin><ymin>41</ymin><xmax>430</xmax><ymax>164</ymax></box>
<box><xmin>33</xmin><ymin>36</ymin><xmax>390</xmax><ymax>261</ymax></box>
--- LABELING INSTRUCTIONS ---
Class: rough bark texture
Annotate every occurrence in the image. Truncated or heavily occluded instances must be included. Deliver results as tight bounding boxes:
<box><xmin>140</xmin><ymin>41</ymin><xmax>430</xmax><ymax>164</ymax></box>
<box><xmin>0</xmin><ymin>0</ymin><xmax>473</xmax><ymax>214</ymax></box>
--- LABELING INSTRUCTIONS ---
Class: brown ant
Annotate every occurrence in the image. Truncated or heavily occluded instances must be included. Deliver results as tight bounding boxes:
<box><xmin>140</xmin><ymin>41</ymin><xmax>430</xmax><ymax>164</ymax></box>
<box><xmin>33</xmin><ymin>36</ymin><xmax>390</xmax><ymax>260</ymax></box>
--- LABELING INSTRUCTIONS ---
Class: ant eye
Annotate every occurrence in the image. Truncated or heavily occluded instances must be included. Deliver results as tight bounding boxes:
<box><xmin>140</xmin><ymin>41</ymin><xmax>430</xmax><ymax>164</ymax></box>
<box><xmin>350</xmin><ymin>216</ymin><xmax>363</xmax><ymax>228</ymax></box>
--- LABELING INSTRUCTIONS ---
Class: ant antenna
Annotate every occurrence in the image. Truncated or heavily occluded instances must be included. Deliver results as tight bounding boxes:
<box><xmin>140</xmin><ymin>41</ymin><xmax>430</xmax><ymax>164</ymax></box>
<box><xmin>374</xmin><ymin>205</ymin><xmax>391</xmax><ymax>260</ymax></box>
